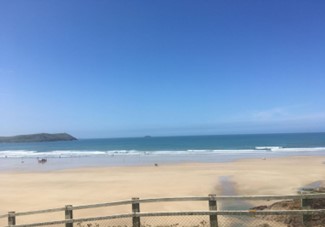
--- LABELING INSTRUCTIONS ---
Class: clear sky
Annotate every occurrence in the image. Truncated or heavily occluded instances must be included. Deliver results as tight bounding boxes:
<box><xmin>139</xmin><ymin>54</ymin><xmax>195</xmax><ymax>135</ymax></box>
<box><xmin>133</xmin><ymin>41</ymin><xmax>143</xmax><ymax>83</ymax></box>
<box><xmin>1</xmin><ymin>0</ymin><xmax>325</xmax><ymax>138</ymax></box>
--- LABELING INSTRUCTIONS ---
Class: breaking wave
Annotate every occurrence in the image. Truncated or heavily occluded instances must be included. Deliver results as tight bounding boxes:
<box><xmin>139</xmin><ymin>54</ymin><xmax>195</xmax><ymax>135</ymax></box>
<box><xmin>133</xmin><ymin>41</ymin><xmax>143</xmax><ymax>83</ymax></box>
<box><xmin>1</xmin><ymin>147</ymin><xmax>325</xmax><ymax>158</ymax></box>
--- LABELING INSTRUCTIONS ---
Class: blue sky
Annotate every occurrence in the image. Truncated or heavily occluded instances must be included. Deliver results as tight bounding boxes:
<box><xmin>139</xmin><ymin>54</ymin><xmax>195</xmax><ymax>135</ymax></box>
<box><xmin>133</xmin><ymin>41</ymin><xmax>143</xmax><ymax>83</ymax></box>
<box><xmin>0</xmin><ymin>0</ymin><xmax>325</xmax><ymax>138</ymax></box>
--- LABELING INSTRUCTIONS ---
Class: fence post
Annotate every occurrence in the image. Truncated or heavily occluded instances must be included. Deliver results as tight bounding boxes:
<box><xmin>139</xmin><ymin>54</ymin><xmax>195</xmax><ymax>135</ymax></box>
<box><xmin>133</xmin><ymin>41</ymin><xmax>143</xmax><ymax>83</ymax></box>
<box><xmin>132</xmin><ymin>197</ymin><xmax>140</xmax><ymax>227</ymax></box>
<box><xmin>209</xmin><ymin>194</ymin><xmax>218</xmax><ymax>227</ymax></box>
<box><xmin>302</xmin><ymin>198</ymin><xmax>313</xmax><ymax>227</ymax></box>
<box><xmin>65</xmin><ymin>205</ymin><xmax>73</xmax><ymax>227</ymax></box>
<box><xmin>8</xmin><ymin>212</ymin><xmax>16</xmax><ymax>226</ymax></box>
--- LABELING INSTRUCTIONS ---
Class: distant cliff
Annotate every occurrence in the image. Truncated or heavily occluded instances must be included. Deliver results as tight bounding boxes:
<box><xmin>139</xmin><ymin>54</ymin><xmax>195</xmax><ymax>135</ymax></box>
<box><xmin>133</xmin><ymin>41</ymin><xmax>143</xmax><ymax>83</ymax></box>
<box><xmin>0</xmin><ymin>133</ymin><xmax>77</xmax><ymax>143</ymax></box>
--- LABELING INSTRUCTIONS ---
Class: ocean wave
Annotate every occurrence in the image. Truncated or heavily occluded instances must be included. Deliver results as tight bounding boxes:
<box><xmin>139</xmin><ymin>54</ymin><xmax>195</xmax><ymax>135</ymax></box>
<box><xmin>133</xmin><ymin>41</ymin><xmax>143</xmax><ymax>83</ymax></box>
<box><xmin>0</xmin><ymin>150</ymin><xmax>151</xmax><ymax>158</ymax></box>
<box><xmin>255</xmin><ymin>147</ymin><xmax>325</xmax><ymax>152</ymax></box>
<box><xmin>255</xmin><ymin>146</ymin><xmax>283</xmax><ymax>150</ymax></box>
<box><xmin>1</xmin><ymin>147</ymin><xmax>325</xmax><ymax>158</ymax></box>
<box><xmin>0</xmin><ymin>149</ymin><xmax>242</xmax><ymax>158</ymax></box>
<box><xmin>269</xmin><ymin>147</ymin><xmax>325</xmax><ymax>152</ymax></box>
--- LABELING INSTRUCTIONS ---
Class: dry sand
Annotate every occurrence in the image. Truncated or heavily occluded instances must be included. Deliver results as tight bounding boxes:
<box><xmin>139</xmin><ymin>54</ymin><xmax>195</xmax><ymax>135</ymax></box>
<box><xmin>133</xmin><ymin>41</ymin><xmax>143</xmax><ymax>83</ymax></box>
<box><xmin>0</xmin><ymin>155</ymin><xmax>325</xmax><ymax>224</ymax></box>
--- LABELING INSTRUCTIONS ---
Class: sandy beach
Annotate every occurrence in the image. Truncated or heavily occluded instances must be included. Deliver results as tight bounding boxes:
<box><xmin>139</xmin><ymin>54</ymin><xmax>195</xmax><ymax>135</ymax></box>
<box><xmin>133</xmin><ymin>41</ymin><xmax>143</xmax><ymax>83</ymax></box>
<box><xmin>1</xmin><ymin>155</ymin><xmax>325</xmax><ymax>216</ymax></box>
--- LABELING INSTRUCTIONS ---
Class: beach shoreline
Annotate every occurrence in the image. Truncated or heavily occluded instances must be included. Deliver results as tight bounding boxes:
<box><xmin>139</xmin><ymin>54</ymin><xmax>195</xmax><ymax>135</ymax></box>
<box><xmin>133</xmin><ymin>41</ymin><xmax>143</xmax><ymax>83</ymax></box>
<box><xmin>1</xmin><ymin>155</ymin><xmax>325</xmax><ymax>216</ymax></box>
<box><xmin>1</xmin><ymin>149</ymin><xmax>325</xmax><ymax>172</ymax></box>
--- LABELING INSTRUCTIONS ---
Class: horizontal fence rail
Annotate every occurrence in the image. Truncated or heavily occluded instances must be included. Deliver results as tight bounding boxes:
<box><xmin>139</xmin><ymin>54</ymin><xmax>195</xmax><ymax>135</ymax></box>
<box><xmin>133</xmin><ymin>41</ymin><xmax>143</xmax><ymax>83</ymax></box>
<box><xmin>14</xmin><ymin>208</ymin><xmax>66</xmax><ymax>217</ymax></box>
<box><xmin>10</xmin><ymin>193</ymin><xmax>325</xmax><ymax>216</ymax></box>
<box><xmin>3</xmin><ymin>193</ymin><xmax>325</xmax><ymax>227</ymax></box>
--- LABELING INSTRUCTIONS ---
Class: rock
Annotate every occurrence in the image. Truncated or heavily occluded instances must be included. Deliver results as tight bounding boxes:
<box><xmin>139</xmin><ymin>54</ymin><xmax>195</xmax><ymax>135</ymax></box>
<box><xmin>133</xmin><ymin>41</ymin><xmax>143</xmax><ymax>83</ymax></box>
<box><xmin>0</xmin><ymin>133</ymin><xmax>77</xmax><ymax>143</ymax></box>
<box><xmin>251</xmin><ymin>195</ymin><xmax>325</xmax><ymax>227</ymax></box>
<box><xmin>255</xmin><ymin>224</ymin><xmax>271</xmax><ymax>227</ymax></box>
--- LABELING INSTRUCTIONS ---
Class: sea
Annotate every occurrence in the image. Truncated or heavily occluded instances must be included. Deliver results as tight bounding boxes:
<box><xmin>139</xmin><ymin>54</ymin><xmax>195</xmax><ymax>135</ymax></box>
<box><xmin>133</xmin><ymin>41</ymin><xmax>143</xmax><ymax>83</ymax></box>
<box><xmin>0</xmin><ymin>132</ymin><xmax>325</xmax><ymax>171</ymax></box>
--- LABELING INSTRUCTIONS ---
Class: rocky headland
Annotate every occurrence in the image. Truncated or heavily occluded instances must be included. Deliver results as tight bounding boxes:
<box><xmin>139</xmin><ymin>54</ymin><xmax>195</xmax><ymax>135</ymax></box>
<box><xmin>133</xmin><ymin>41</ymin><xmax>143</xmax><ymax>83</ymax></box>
<box><xmin>0</xmin><ymin>133</ymin><xmax>77</xmax><ymax>143</ymax></box>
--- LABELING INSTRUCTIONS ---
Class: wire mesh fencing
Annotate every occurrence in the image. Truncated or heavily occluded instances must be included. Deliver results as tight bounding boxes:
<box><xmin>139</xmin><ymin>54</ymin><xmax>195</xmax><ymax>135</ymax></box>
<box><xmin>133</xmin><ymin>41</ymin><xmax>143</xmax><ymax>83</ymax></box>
<box><xmin>5</xmin><ymin>211</ymin><xmax>325</xmax><ymax>227</ymax></box>
<box><xmin>67</xmin><ymin>211</ymin><xmax>325</xmax><ymax>227</ymax></box>
<box><xmin>73</xmin><ymin>217</ymin><xmax>132</xmax><ymax>227</ymax></box>
<box><xmin>4</xmin><ymin>194</ymin><xmax>325</xmax><ymax>227</ymax></box>
<box><xmin>16</xmin><ymin>212</ymin><xmax>316</xmax><ymax>227</ymax></box>
<box><xmin>139</xmin><ymin>214</ymin><xmax>210</xmax><ymax>227</ymax></box>
<box><xmin>217</xmin><ymin>214</ymin><xmax>288</xmax><ymax>227</ymax></box>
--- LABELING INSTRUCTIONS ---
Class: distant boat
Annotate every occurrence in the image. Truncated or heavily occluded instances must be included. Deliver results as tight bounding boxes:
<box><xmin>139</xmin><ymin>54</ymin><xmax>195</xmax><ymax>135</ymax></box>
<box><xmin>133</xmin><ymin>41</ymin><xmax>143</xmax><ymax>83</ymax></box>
<box><xmin>144</xmin><ymin>135</ymin><xmax>152</xmax><ymax>138</ymax></box>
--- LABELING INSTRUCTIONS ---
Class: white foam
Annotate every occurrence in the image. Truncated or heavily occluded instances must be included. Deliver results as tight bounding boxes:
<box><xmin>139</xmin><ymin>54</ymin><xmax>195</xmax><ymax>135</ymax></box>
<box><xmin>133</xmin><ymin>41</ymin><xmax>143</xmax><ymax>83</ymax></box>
<box><xmin>0</xmin><ymin>150</ymin><xmax>106</xmax><ymax>158</ymax></box>
<box><xmin>270</xmin><ymin>147</ymin><xmax>325</xmax><ymax>152</ymax></box>
<box><xmin>1</xmin><ymin>147</ymin><xmax>325</xmax><ymax>158</ymax></box>
<box><xmin>255</xmin><ymin>146</ymin><xmax>283</xmax><ymax>150</ymax></box>
<box><xmin>0</xmin><ymin>150</ymin><xmax>38</xmax><ymax>158</ymax></box>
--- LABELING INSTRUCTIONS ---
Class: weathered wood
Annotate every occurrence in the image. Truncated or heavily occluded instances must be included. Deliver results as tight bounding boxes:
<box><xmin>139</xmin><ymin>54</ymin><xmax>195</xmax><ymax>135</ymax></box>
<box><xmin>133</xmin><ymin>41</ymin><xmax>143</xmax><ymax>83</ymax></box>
<box><xmin>8</xmin><ymin>212</ymin><xmax>15</xmax><ymax>226</ymax></box>
<box><xmin>12</xmin><ymin>194</ymin><xmax>325</xmax><ymax>216</ymax></box>
<box><xmin>216</xmin><ymin>193</ymin><xmax>325</xmax><ymax>200</ymax></box>
<box><xmin>138</xmin><ymin>196</ymin><xmax>210</xmax><ymax>203</ymax></box>
<box><xmin>73</xmin><ymin>200</ymin><xmax>133</xmax><ymax>210</ymax></box>
<box><xmin>15</xmin><ymin>207</ymin><xmax>65</xmax><ymax>217</ymax></box>
<box><xmin>68</xmin><ymin>197</ymin><xmax>210</xmax><ymax>211</ymax></box>
<box><xmin>6</xmin><ymin>210</ymin><xmax>325</xmax><ymax>227</ymax></box>
<box><xmin>5</xmin><ymin>194</ymin><xmax>325</xmax><ymax>227</ymax></box>
<box><xmin>134</xmin><ymin>193</ymin><xmax>325</xmax><ymax>203</ymax></box>
<box><xmin>64</xmin><ymin>193</ymin><xmax>325</xmax><ymax>211</ymax></box>
<box><xmin>302</xmin><ymin>198</ymin><xmax>313</xmax><ymax>227</ymax></box>
<box><xmin>132</xmin><ymin>198</ymin><xmax>140</xmax><ymax>227</ymax></box>
<box><xmin>65</xmin><ymin>205</ymin><xmax>73</xmax><ymax>227</ymax></box>
<box><xmin>209</xmin><ymin>194</ymin><xmax>218</xmax><ymax>227</ymax></box>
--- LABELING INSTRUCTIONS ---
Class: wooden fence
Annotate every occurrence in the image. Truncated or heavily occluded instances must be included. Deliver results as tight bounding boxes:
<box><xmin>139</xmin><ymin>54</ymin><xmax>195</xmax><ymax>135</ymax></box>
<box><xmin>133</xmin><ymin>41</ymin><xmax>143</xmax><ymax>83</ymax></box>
<box><xmin>2</xmin><ymin>193</ymin><xmax>325</xmax><ymax>227</ymax></box>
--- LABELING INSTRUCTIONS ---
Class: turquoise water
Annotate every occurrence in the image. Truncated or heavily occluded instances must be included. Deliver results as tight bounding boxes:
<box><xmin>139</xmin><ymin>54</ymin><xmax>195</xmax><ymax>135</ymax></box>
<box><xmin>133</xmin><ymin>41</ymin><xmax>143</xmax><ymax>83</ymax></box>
<box><xmin>1</xmin><ymin>132</ymin><xmax>325</xmax><ymax>171</ymax></box>
<box><xmin>0</xmin><ymin>132</ymin><xmax>325</xmax><ymax>157</ymax></box>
